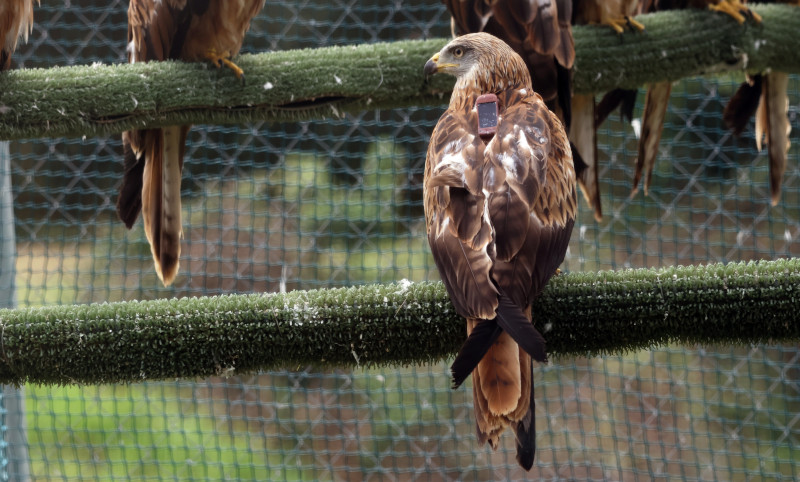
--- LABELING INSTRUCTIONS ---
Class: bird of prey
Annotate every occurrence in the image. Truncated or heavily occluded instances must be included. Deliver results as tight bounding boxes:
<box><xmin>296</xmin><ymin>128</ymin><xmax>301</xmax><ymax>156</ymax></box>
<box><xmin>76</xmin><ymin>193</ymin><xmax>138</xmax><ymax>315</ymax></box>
<box><xmin>442</xmin><ymin>0</ymin><xmax>575</xmax><ymax>129</ymax></box>
<box><xmin>571</xmin><ymin>0</ymin><xmax>645</xmax><ymax>220</ymax></box>
<box><xmin>633</xmin><ymin>0</ymin><xmax>762</xmax><ymax>196</ymax></box>
<box><xmin>423</xmin><ymin>33</ymin><xmax>577</xmax><ymax>469</ymax></box>
<box><xmin>1</xmin><ymin>0</ymin><xmax>38</xmax><ymax>71</ymax></box>
<box><xmin>724</xmin><ymin>0</ymin><xmax>796</xmax><ymax>206</ymax></box>
<box><xmin>118</xmin><ymin>0</ymin><xmax>265</xmax><ymax>286</ymax></box>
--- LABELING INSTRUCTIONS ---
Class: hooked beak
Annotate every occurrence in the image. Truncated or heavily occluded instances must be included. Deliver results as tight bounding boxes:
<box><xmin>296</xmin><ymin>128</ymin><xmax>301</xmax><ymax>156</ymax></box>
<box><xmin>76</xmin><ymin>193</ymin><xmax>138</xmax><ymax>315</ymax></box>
<box><xmin>424</xmin><ymin>53</ymin><xmax>440</xmax><ymax>76</ymax></box>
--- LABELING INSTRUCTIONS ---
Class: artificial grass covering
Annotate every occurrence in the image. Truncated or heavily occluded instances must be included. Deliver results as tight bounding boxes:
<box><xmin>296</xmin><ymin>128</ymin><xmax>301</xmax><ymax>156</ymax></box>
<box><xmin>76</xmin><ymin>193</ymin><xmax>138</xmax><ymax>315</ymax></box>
<box><xmin>1</xmin><ymin>4</ymin><xmax>799</xmax><ymax>385</ymax></box>
<box><xmin>0</xmin><ymin>4</ymin><xmax>798</xmax><ymax>140</ymax></box>
<box><xmin>1</xmin><ymin>258</ymin><xmax>799</xmax><ymax>385</ymax></box>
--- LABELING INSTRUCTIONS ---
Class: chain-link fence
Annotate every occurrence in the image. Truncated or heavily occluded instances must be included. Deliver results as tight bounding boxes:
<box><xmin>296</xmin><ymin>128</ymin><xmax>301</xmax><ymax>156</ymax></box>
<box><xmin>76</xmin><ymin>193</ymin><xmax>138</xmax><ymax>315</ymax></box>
<box><xmin>1</xmin><ymin>1</ymin><xmax>798</xmax><ymax>480</ymax></box>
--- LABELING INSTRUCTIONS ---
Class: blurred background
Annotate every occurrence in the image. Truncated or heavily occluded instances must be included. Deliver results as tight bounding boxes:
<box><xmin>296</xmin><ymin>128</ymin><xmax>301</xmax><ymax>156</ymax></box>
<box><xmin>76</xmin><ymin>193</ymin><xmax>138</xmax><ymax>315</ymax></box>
<box><xmin>0</xmin><ymin>0</ymin><xmax>798</xmax><ymax>480</ymax></box>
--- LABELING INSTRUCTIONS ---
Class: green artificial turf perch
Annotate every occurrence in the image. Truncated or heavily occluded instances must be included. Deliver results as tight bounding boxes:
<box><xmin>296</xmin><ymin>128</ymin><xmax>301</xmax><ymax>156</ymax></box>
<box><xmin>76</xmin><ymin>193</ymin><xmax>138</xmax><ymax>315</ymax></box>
<box><xmin>0</xmin><ymin>4</ymin><xmax>798</xmax><ymax>141</ymax></box>
<box><xmin>1</xmin><ymin>258</ymin><xmax>799</xmax><ymax>386</ymax></box>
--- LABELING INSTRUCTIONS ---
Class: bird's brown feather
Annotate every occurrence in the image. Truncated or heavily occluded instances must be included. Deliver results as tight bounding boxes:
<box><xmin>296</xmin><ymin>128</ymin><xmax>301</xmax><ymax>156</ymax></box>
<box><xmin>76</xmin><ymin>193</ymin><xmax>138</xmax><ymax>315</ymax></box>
<box><xmin>570</xmin><ymin>92</ymin><xmax>601</xmax><ymax>220</ymax></box>
<box><xmin>723</xmin><ymin>74</ymin><xmax>762</xmax><ymax>136</ymax></box>
<box><xmin>634</xmin><ymin>81</ymin><xmax>671</xmax><ymax>196</ymax></box>
<box><xmin>1</xmin><ymin>0</ymin><xmax>37</xmax><ymax>71</ymax></box>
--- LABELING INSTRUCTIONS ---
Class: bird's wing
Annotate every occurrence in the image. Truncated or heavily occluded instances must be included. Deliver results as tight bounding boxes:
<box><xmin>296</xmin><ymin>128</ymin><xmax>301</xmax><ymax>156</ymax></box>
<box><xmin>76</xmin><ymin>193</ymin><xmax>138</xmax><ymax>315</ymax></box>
<box><xmin>425</xmin><ymin>105</ymin><xmax>499</xmax><ymax>322</ymax></box>
<box><xmin>488</xmin><ymin>91</ymin><xmax>576</xmax><ymax>298</ymax></box>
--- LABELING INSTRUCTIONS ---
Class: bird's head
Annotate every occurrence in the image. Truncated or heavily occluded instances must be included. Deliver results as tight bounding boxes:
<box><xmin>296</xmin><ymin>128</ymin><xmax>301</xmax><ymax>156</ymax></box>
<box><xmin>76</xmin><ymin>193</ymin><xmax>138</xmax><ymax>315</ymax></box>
<box><xmin>424</xmin><ymin>33</ymin><xmax>530</xmax><ymax>93</ymax></box>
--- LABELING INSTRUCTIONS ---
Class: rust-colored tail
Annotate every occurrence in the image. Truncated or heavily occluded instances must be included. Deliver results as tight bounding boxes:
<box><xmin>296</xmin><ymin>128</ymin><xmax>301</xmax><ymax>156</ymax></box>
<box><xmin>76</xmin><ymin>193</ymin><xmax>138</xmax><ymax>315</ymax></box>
<box><xmin>467</xmin><ymin>307</ymin><xmax>537</xmax><ymax>471</ymax></box>
<box><xmin>139</xmin><ymin>126</ymin><xmax>187</xmax><ymax>286</ymax></box>
<box><xmin>755</xmin><ymin>72</ymin><xmax>790</xmax><ymax>206</ymax></box>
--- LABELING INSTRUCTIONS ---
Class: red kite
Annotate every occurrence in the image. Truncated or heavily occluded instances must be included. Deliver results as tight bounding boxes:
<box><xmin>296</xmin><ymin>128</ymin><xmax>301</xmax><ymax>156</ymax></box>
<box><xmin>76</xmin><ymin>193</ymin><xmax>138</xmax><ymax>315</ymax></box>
<box><xmin>423</xmin><ymin>32</ymin><xmax>577</xmax><ymax>469</ymax></box>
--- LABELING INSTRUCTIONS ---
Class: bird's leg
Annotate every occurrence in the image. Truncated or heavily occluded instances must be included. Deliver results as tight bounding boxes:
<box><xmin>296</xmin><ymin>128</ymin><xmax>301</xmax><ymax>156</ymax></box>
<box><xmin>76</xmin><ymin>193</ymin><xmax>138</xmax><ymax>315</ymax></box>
<box><xmin>708</xmin><ymin>0</ymin><xmax>762</xmax><ymax>24</ymax></box>
<box><xmin>204</xmin><ymin>48</ymin><xmax>245</xmax><ymax>83</ymax></box>
<box><xmin>601</xmin><ymin>15</ymin><xmax>645</xmax><ymax>34</ymax></box>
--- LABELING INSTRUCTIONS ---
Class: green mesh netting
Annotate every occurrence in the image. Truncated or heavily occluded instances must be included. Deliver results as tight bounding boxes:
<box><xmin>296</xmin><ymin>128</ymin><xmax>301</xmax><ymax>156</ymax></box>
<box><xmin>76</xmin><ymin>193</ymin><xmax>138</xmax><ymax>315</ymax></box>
<box><xmin>0</xmin><ymin>0</ymin><xmax>798</xmax><ymax>480</ymax></box>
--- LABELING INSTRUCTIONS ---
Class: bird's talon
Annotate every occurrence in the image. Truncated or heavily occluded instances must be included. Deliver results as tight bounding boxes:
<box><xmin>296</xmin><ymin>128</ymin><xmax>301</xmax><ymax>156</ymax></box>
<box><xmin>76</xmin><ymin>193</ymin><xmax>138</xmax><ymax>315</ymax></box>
<box><xmin>603</xmin><ymin>16</ymin><xmax>644</xmax><ymax>34</ymax></box>
<box><xmin>205</xmin><ymin>48</ymin><xmax>245</xmax><ymax>81</ymax></box>
<box><xmin>708</xmin><ymin>1</ymin><xmax>760</xmax><ymax>25</ymax></box>
<box><xmin>626</xmin><ymin>16</ymin><xmax>645</xmax><ymax>32</ymax></box>
<box><xmin>708</xmin><ymin>3</ymin><xmax>745</xmax><ymax>24</ymax></box>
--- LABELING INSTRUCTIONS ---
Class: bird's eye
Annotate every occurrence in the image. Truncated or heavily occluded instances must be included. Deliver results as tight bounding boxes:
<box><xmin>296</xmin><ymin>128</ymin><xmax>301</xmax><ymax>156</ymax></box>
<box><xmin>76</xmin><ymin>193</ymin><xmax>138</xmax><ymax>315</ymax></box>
<box><xmin>452</xmin><ymin>47</ymin><xmax>464</xmax><ymax>58</ymax></box>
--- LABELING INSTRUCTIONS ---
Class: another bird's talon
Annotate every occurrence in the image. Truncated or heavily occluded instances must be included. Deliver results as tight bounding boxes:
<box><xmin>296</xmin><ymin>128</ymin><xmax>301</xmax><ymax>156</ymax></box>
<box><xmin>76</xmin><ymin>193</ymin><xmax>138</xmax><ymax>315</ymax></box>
<box><xmin>205</xmin><ymin>48</ymin><xmax>245</xmax><ymax>81</ymax></box>
<box><xmin>626</xmin><ymin>16</ymin><xmax>646</xmax><ymax>32</ymax></box>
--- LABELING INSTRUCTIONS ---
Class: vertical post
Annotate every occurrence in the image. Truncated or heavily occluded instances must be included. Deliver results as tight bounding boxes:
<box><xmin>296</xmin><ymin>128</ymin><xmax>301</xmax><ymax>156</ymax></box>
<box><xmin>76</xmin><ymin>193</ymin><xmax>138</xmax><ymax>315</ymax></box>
<box><xmin>0</xmin><ymin>141</ymin><xmax>30</xmax><ymax>482</ymax></box>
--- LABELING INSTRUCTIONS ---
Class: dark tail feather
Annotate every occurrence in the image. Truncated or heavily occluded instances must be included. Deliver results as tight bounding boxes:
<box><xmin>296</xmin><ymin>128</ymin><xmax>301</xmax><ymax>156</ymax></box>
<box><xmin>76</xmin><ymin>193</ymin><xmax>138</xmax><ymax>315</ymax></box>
<box><xmin>595</xmin><ymin>88</ymin><xmax>638</xmax><ymax>128</ymax></box>
<box><xmin>1</xmin><ymin>49</ymin><xmax>12</xmax><ymax>71</ymax></box>
<box><xmin>515</xmin><ymin>359</ymin><xmax>536</xmax><ymax>471</ymax></box>
<box><xmin>723</xmin><ymin>74</ymin><xmax>762</xmax><ymax>136</ymax></box>
<box><xmin>450</xmin><ymin>320</ymin><xmax>503</xmax><ymax>389</ymax></box>
<box><xmin>450</xmin><ymin>295</ymin><xmax>547</xmax><ymax>388</ymax></box>
<box><xmin>117</xmin><ymin>139</ymin><xmax>145</xmax><ymax>229</ymax></box>
<box><xmin>571</xmin><ymin>141</ymin><xmax>587</xmax><ymax>176</ymax></box>
<box><xmin>495</xmin><ymin>295</ymin><xmax>547</xmax><ymax>363</ymax></box>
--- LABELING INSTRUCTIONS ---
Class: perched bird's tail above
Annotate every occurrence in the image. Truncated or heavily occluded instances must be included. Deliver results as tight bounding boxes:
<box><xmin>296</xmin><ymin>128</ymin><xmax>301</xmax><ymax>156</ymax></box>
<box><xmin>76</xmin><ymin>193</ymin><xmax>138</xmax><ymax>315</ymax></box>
<box><xmin>142</xmin><ymin>125</ymin><xmax>186</xmax><ymax>286</ymax></box>
<box><xmin>723</xmin><ymin>74</ymin><xmax>762</xmax><ymax>137</ymax></box>
<box><xmin>119</xmin><ymin>127</ymin><xmax>187</xmax><ymax>286</ymax></box>
<box><xmin>570</xmin><ymin>93</ymin><xmax>601</xmax><ymax>221</ymax></box>
<box><xmin>633</xmin><ymin>81</ymin><xmax>671</xmax><ymax>196</ymax></box>
<box><xmin>756</xmin><ymin>72</ymin><xmax>791</xmax><ymax>206</ymax></box>
<box><xmin>723</xmin><ymin>72</ymin><xmax>791</xmax><ymax>206</ymax></box>
<box><xmin>1</xmin><ymin>0</ymin><xmax>39</xmax><ymax>71</ymax></box>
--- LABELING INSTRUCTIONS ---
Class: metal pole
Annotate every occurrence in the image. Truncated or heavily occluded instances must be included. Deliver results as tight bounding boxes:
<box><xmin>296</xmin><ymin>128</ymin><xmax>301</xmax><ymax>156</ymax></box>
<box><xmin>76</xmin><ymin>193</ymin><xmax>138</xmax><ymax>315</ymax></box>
<box><xmin>0</xmin><ymin>141</ymin><xmax>30</xmax><ymax>482</ymax></box>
